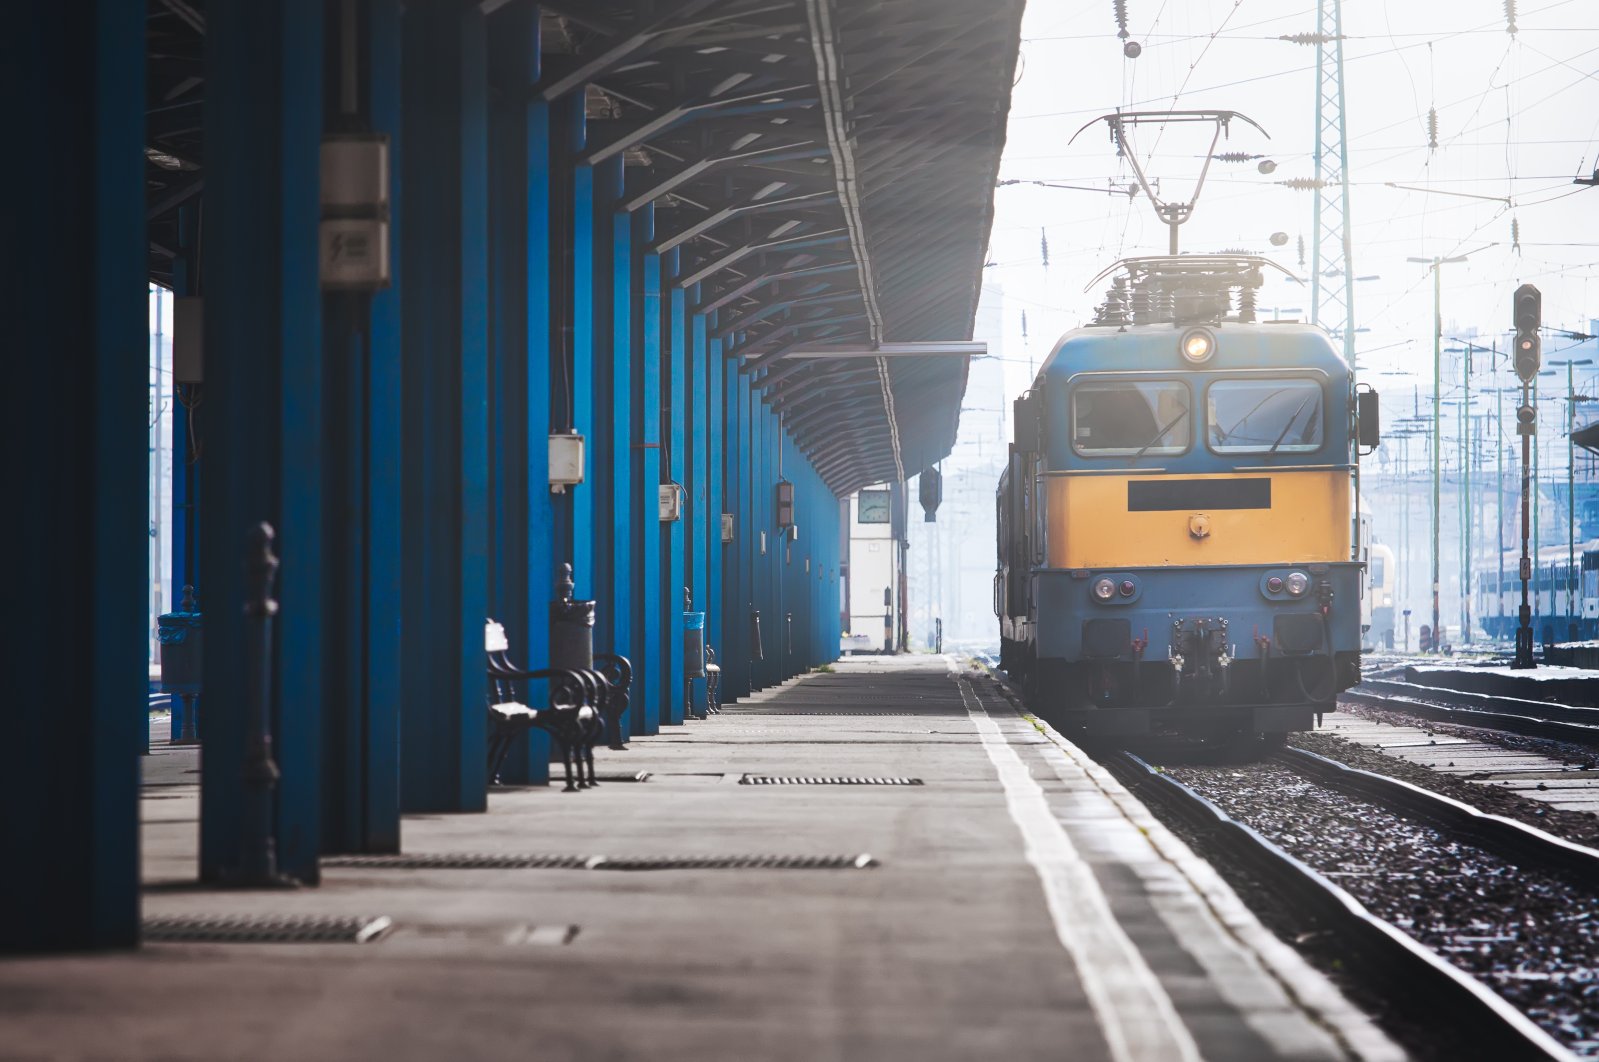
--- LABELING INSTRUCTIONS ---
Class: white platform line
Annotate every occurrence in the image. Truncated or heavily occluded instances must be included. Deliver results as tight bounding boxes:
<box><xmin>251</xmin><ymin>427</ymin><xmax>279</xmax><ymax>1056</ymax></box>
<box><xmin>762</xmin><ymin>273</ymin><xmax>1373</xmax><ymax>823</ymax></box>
<box><xmin>955</xmin><ymin>673</ymin><xmax>1203</xmax><ymax>1062</ymax></box>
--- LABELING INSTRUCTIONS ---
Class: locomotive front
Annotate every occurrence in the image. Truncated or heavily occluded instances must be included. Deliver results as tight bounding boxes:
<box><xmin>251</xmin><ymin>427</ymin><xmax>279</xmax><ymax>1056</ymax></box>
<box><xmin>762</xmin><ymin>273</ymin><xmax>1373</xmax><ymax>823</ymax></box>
<box><xmin>998</xmin><ymin>258</ymin><xmax>1377</xmax><ymax>749</ymax></box>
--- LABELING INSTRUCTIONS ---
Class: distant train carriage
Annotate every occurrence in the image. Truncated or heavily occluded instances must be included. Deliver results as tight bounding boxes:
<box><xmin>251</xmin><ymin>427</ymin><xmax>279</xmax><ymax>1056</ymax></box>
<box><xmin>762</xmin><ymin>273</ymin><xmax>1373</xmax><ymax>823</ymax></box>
<box><xmin>1477</xmin><ymin>542</ymin><xmax>1599</xmax><ymax>643</ymax></box>
<box><xmin>1364</xmin><ymin>542</ymin><xmax>1396</xmax><ymax>649</ymax></box>
<box><xmin>996</xmin><ymin>254</ymin><xmax>1378</xmax><ymax>754</ymax></box>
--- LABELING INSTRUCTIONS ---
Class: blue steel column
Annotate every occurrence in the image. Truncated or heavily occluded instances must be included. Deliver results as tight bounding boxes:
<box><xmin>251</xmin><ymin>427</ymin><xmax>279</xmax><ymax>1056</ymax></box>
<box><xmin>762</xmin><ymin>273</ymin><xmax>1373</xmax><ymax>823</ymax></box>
<box><xmin>167</xmin><ymin>206</ymin><xmax>200</xmax><ymax>745</ymax></box>
<box><xmin>322</xmin><ymin>0</ymin><xmax>404</xmax><ymax>853</ymax></box>
<box><xmin>398</xmin><ymin>0</ymin><xmax>490</xmax><ymax>813</ymax></box>
<box><xmin>556</xmin><ymin>95</ymin><xmax>594</xmax><ymax>591</ymax></box>
<box><xmin>487</xmin><ymin>3</ymin><xmax>551</xmax><ymax>784</ymax></box>
<box><xmin>3</xmin><ymin>0</ymin><xmax>145</xmax><ymax>949</ymax></box>
<box><xmin>199</xmin><ymin>0</ymin><xmax>326</xmax><ymax>884</ymax></box>
<box><xmin>664</xmin><ymin>253</ymin><xmax>688</xmax><ymax>724</ymax></box>
<box><xmin>721</xmin><ymin>350</ymin><xmax>744</xmax><ymax>698</ymax></box>
<box><xmin>170</xmin><ymin>204</ymin><xmax>199</xmax><ymax>602</ymax></box>
<box><xmin>690</xmin><ymin>307</ymin><xmax>711</xmax><ymax>667</ymax></box>
<box><xmin>599</xmin><ymin>160</ymin><xmax>635</xmax><ymax>725</ymax></box>
<box><xmin>634</xmin><ymin>205</ymin><xmax>662</xmax><ymax>735</ymax></box>
<box><xmin>706</xmin><ymin>323</ymin><xmax>726</xmax><ymax>680</ymax></box>
<box><xmin>569</xmin><ymin>138</ymin><xmax>596</xmax><ymax>600</ymax></box>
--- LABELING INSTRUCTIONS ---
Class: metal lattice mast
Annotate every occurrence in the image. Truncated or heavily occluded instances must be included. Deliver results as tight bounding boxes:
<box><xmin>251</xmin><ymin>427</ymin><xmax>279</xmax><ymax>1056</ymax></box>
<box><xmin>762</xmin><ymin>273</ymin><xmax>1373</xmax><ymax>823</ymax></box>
<box><xmin>1310</xmin><ymin>0</ymin><xmax>1355</xmax><ymax>367</ymax></box>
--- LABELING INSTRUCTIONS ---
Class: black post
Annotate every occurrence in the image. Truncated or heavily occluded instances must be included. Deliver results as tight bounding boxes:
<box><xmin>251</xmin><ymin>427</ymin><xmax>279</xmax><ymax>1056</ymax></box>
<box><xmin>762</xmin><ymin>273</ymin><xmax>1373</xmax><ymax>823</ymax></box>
<box><xmin>231</xmin><ymin>523</ymin><xmax>295</xmax><ymax>886</ymax></box>
<box><xmin>549</xmin><ymin>563</ymin><xmax>596</xmax><ymax>790</ymax></box>
<box><xmin>1514</xmin><ymin>386</ymin><xmax>1537</xmax><ymax>669</ymax></box>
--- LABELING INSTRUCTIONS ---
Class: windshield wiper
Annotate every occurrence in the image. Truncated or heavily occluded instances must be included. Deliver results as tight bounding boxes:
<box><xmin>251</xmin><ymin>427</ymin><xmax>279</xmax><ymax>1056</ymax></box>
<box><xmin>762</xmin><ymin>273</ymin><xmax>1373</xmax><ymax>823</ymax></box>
<box><xmin>1215</xmin><ymin>387</ymin><xmax>1291</xmax><ymax>445</ymax></box>
<box><xmin>1133</xmin><ymin>408</ymin><xmax>1189</xmax><ymax>459</ymax></box>
<box><xmin>1266</xmin><ymin>393</ymin><xmax>1317</xmax><ymax>455</ymax></box>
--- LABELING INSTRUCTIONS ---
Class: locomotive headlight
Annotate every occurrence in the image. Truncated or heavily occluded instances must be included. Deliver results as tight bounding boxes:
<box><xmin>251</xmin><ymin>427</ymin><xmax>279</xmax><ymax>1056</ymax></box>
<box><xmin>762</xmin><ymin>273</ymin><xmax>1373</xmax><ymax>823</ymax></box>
<box><xmin>1179</xmin><ymin>327</ymin><xmax>1217</xmax><ymax>364</ymax></box>
<box><xmin>1285</xmin><ymin>571</ymin><xmax>1310</xmax><ymax>596</ymax></box>
<box><xmin>1092</xmin><ymin>577</ymin><xmax>1117</xmax><ymax>601</ymax></box>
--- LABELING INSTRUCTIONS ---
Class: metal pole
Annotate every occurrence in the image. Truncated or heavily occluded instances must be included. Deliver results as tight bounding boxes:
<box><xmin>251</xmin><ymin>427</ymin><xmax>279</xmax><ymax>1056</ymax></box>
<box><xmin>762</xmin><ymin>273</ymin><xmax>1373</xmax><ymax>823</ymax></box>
<box><xmin>1431</xmin><ymin>263</ymin><xmax>1441</xmax><ymax>650</ymax></box>
<box><xmin>1462</xmin><ymin>345</ymin><xmax>1472</xmax><ymax>642</ymax></box>
<box><xmin>1497</xmin><ymin>368</ymin><xmax>1505</xmax><ymax>630</ymax></box>
<box><xmin>1514</xmin><ymin>378</ymin><xmax>1536</xmax><ymax>668</ymax></box>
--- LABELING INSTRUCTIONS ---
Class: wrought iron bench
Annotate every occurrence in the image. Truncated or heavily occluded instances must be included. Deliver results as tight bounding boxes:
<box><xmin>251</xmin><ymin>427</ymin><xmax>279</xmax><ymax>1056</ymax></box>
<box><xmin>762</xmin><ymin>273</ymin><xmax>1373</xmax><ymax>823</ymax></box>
<box><xmin>485</xmin><ymin>620</ymin><xmax>600</xmax><ymax>792</ymax></box>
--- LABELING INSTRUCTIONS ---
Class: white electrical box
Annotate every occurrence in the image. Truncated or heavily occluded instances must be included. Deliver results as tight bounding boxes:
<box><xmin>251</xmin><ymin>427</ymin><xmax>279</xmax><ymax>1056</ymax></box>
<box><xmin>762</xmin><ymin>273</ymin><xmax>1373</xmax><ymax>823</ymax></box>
<box><xmin>721</xmin><ymin>513</ymin><xmax>735</xmax><ymax>543</ymax></box>
<box><xmin>173</xmin><ymin>296</ymin><xmax>204</xmax><ymax>384</ymax></box>
<box><xmin>320</xmin><ymin>133</ymin><xmax>391</xmax><ymax>291</ymax></box>
<box><xmin>321</xmin><ymin>134</ymin><xmax>389</xmax><ymax>208</ymax></box>
<box><xmin>549</xmin><ymin>432</ymin><xmax>586</xmax><ymax>493</ymax></box>
<box><xmin>658</xmin><ymin>482</ymin><xmax>683</xmax><ymax>522</ymax></box>
<box><xmin>320</xmin><ymin>218</ymin><xmax>390</xmax><ymax>289</ymax></box>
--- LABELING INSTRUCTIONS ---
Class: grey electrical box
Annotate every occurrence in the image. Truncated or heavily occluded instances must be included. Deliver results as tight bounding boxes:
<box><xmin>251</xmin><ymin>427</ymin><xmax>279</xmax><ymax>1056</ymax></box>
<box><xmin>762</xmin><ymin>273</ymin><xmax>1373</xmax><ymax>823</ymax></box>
<box><xmin>549</xmin><ymin>432</ymin><xmax>586</xmax><ymax>493</ymax></box>
<box><xmin>320</xmin><ymin>133</ymin><xmax>391</xmax><ymax>291</ymax></box>
<box><xmin>173</xmin><ymin>296</ymin><xmax>203</xmax><ymax>384</ymax></box>
<box><xmin>658</xmin><ymin>482</ymin><xmax>683</xmax><ymax>522</ymax></box>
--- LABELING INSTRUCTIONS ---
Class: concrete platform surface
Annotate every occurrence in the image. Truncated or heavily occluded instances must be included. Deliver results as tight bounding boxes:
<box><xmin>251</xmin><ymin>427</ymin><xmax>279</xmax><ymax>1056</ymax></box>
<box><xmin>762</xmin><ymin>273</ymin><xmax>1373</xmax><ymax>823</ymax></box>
<box><xmin>1</xmin><ymin>657</ymin><xmax>1399</xmax><ymax>1061</ymax></box>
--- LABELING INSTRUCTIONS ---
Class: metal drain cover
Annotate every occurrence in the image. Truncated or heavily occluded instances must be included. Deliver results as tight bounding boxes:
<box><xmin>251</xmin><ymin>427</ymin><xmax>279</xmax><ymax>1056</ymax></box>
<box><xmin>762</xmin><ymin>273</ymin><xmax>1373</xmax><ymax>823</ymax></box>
<box><xmin>325</xmin><ymin>852</ymin><xmax>876</xmax><ymax>871</ymax></box>
<box><xmin>143</xmin><ymin>915</ymin><xmax>392</xmax><ymax>944</ymax></box>
<box><xmin>325</xmin><ymin>853</ymin><xmax>590</xmax><ymax>870</ymax></box>
<box><xmin>740</xmin><ymin>776</ymin><xmax>924</xmax><ymax>786</ymax></box>
<box><xmin>588</xmin><ymin>854</ymin><xmax>877</xmax><ymax>870</ymax></box>
<box><xmin>722</xmin><ymin>711</ymin><xmax>925</xmax><ymax>717</ymax></box>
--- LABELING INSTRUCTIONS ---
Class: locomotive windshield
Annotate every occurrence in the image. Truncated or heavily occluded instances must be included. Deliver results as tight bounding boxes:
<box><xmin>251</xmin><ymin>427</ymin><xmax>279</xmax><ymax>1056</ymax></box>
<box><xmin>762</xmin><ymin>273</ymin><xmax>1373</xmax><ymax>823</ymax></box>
<box><xmin>1071</xmin><ymin>380</ymin><xmax>1189</xmax><ymax>456</ymax></box>
<box><xmin>1206</xmin><ymin>379</ymin><xmax>1323</xmax><ymax>454</ymax></box>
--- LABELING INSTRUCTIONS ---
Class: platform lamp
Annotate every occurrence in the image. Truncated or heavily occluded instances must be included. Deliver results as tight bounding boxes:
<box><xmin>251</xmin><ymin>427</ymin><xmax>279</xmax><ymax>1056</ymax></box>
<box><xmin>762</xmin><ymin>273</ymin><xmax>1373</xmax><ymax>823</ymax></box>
<box><xmin>1548</xmin><ymin>356</ymin><xmax>1593</xmax><ymax>634</ymax></box>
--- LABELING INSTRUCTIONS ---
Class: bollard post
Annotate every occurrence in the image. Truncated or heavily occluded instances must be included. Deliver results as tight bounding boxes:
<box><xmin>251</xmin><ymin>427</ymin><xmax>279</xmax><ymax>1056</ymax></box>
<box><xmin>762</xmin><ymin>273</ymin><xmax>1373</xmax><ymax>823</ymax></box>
<box><xmin>705</xmin><ymin>646</ymin><xmax>722</xmax><ymax>715</ymax></box>
<box><xmin>229</xmin><ymin>523</ymin><xmax>294</xmax><ymax>888</ymax></box>
<box><xmin>550</xmin><ymin>563</ymin><xmax>598</xmax><ymax>787</ymax></box>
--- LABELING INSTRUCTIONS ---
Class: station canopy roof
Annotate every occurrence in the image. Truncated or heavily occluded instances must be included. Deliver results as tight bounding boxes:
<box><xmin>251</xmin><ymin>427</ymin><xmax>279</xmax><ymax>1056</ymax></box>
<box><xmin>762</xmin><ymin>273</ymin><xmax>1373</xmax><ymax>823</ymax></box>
<box><xmin>144</xmin><ymin>0</ymin><xmax>1023</xmax><ymax>496</ymax></box>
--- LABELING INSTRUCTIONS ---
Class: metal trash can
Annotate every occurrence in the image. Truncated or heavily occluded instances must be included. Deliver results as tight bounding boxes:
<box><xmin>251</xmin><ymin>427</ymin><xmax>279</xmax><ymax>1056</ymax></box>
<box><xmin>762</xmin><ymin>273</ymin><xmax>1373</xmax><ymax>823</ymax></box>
<box><xmin>157</xmin><ymin>585</ymin><xmax>202</xmax><ymax>744</ymax></box>
<box><xmin>685</xmin><ymin>609</ymin><xmax>706</xmax><ymax>681</ymax></box>
<box><xmin>549</xmin><ymin>563</ymin><xmax>595</xmax><ymax>673</ymax></box>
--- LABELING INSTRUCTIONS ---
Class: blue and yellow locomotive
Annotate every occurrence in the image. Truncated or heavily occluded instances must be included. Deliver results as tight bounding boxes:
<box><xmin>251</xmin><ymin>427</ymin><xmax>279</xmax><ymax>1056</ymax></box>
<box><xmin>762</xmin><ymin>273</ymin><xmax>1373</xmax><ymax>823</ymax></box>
<box><xmin>996</xmin><ymin>254</ymin><xmax>1379</xmax><ymax>752</ymax></box>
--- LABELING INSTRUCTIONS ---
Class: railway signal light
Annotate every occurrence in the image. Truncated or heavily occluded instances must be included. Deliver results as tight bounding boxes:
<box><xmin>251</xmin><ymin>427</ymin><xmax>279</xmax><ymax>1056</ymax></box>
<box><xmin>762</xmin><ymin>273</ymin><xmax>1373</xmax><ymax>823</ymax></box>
<box><xmin>1514</xmin><ymin>283</ymin><xmax>1541</xmax><ymax>382</ymax></box>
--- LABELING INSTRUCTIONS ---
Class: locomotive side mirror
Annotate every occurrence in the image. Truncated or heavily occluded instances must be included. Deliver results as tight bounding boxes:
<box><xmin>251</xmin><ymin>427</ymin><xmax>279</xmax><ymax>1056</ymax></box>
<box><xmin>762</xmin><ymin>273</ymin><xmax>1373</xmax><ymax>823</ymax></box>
<box><xmin>1356</xmin><ymin>388</ymin><xmax>1380</xmax><ymax>451</ymax></box>
<box><xmin>1013</xmin><ymin>390</ymin><xmax>1044</xmax><ymax>453</ymax></box>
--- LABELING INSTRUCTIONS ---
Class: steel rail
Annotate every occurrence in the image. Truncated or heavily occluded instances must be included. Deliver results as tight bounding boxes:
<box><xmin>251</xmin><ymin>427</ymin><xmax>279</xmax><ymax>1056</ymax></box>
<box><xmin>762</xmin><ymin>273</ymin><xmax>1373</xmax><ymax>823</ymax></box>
<box><xmin>1105</xmin><ymin>750</ymin><xmax>1575</xmax><ymax>1062</ymax></box>
<box><xmin>1345</xmin><ymin>679</ymin><xmax>1599</xmax><ymax>746</ymax></box>
<box><xmin>1276</xmin><ymin>745</ymin><xmax>1599</xmax><ymax>880</ymax></box>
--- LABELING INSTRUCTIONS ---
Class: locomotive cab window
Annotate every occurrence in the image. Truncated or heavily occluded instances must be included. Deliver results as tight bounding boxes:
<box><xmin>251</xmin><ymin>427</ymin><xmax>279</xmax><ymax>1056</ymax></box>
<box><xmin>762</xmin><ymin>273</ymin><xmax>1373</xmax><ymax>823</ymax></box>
<box><xmin>1071</xmin><ymin>380</ymin><xmax>1190</xmax><ymax>456</ymax></box>
<box><xmin>1206</xmin><ymin>379</ymin><xmax>1324</xmax><ymax>454</ymax></box>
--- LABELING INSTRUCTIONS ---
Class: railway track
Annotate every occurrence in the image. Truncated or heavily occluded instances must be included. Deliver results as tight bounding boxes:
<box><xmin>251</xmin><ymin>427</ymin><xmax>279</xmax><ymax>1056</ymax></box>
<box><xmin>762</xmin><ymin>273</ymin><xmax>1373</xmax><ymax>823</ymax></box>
<box><xmin>1110</xmin><ymin>746</ymin><xmax>1599</xmax><ymax>1060</ymax></box>
<box><xmin>1346</xmin><ymin>678</ymin><xmax>1599</xmax><ymax>747</ymax></box>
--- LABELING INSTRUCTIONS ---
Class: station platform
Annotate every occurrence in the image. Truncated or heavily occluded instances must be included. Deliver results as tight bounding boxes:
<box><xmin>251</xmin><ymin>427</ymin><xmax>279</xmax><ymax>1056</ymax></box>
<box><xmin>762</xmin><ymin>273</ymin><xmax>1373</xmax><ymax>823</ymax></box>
<box><xmin>2</xmin><ymin>657</ymin><xmax>1399</xmax><ymax>1061</ymax></box>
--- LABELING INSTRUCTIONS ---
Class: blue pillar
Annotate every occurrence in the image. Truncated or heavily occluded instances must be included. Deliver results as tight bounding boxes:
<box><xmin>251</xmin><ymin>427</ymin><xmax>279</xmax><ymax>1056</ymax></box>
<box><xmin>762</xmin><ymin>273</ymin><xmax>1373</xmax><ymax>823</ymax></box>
<box><xmin>199</xmin><ymin>0</ymin><xmax>326</xmax><ymax>885</ymax></box>
<box><xmin>634</xmin><ymin>206</ymin><xmax>662</xmax><ymax>736</ymax></box>
<box><xmin>690</xmin><ymin>308</ymin><xmax>711</xmax><ymax>666</ymax></box>
<box><xmin>719</xmin><ymin>335</ymin><xmax>741</xmax><ymax>697</ymax></box>
<box><xmin>665</xmin><ymin>253</ymin><xmax>688</xmax><ymax>724</ymax></box>
<box><xmin>321</xmin><ymin>0</ymin><xmax>404</xmax><ymax>852</ymax></box>
<box><xmin>3</xmin><ymin>0</ymin><xmax>145</xmax><ymax>950</ymax></box>
<box><xmin>398</xmin><ymin>0</ymin><xmax>490</xmax><ymax>813</ymax></box>
<box><xmin>168</xmin><ymin>205</ymin><xmax>200</xmax><ymax>745</ymax></box>
<box><xmin>600</xmin><ymin>160</ymin><xmax>634</xmax><ymax>719</ymax></box>
<box><xmin>569</xmin><ymin>150</ymin><xmax>596</xmax><ymax>600</ymax></box>
<box><xmin>488</xmin><ymin>3</ymin><xmax>552</xmax><ymax>783</ymax></box>
<box><xmin>707</xmin><ymin>324</ymin><xmax>726</xmax><ymax>679</ymax></box>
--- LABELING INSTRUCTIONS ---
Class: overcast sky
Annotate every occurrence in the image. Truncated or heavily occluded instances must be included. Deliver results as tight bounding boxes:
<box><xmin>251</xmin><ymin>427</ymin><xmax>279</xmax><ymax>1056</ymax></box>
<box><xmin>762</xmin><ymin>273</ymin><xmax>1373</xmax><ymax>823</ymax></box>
<box><xmin>977</xmin><ymin>0</ymin><xmax>1599</xmax><ymax>411</ymax></box>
